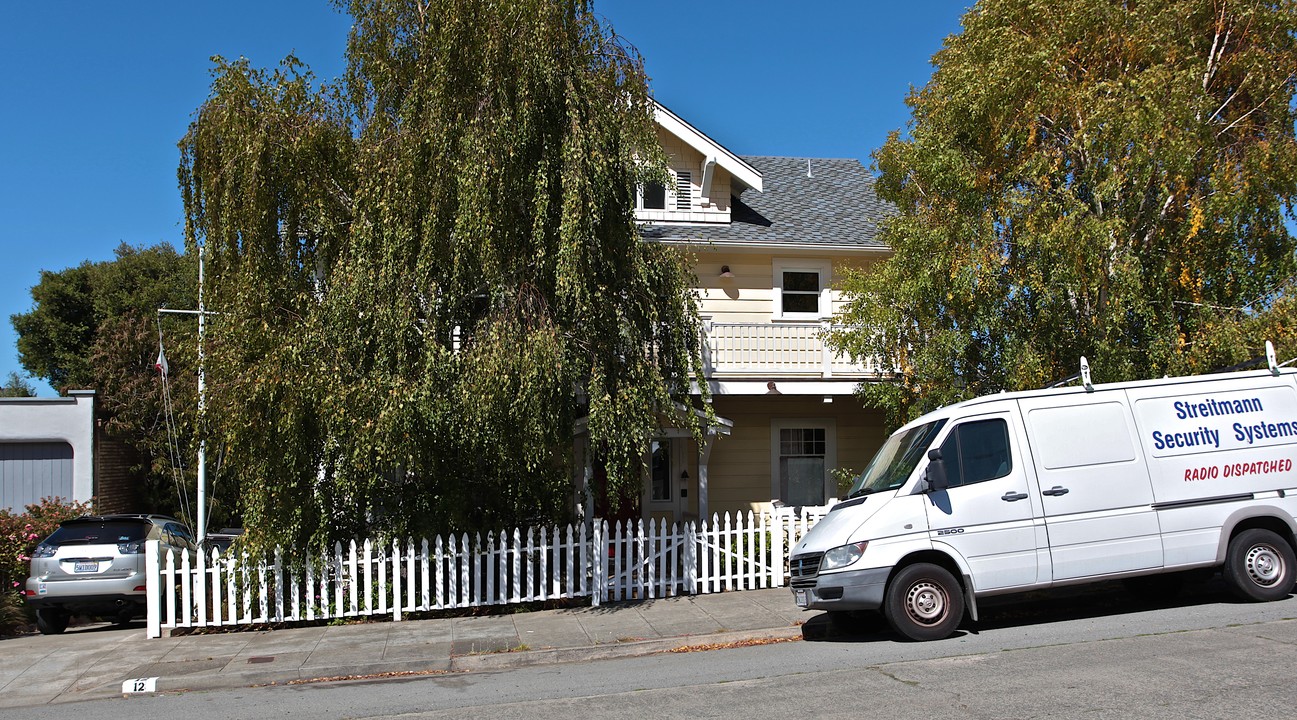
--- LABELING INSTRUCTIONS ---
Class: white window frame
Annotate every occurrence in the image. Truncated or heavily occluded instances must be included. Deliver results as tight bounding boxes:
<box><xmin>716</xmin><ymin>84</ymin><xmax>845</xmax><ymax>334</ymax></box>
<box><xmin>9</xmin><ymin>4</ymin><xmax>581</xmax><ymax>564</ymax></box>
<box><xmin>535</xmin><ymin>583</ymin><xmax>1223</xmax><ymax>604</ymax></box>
<box><xmin>636</xmin><ymin>167</ymin><xmax>694</xmax><ymax>220</ymax></box>
<box><xmin>773</xmin><ymin>258</ymin><xmax>831</xmax><ymax>320</ymax></box>
<box><xmin>638</xmin><ymin>180</ymin><xmax>667</xmax><ymax>211</ymax></box>
<box><xmin>645</xmin><ymin>432</ymin><xmax>688</xmax><ymax>517</ymax></box>
<box><xmin>647</xmin><ymin>437</ymin><xmax>675</xmax><ymax>504</ymax></box>
<box><xmin>770</xmin><ymin>418</ymin><xmax>837</xmax><ymax>507</ymax></box>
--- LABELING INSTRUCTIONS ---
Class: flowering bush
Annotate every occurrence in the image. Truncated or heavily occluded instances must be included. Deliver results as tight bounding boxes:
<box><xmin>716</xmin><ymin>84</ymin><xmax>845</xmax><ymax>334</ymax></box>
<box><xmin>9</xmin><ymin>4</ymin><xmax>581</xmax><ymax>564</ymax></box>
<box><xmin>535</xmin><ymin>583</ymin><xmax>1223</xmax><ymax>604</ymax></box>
<box><xmin>0</xmin><ymin>497</ymin><xmax>95</xmax><ymax>597</ymax></box>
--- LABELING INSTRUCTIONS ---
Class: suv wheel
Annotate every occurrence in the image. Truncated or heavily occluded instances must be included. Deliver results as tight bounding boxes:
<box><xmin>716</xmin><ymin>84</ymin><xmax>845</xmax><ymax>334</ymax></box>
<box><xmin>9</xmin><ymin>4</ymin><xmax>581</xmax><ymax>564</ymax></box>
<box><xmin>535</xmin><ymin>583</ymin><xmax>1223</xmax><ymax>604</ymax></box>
<box><xmin>36</xmin><ymin>608</ymin><xmax>69</xmax><ymax>635</ymax></box>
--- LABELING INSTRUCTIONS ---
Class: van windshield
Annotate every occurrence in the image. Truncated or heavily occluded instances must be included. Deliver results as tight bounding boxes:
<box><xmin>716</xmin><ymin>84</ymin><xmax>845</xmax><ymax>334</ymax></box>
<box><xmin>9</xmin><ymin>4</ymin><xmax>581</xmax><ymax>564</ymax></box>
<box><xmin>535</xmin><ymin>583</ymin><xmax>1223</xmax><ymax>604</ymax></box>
<box><xmin>847</xmin><ymin>419</ymin><xmax>947</xmax><ymax>498</ymax></box>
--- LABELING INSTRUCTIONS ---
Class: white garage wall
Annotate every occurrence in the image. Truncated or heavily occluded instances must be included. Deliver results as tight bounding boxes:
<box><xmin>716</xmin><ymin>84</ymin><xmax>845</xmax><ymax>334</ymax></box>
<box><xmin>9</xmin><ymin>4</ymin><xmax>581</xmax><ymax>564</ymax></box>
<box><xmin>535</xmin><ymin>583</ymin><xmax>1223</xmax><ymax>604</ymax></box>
<box><xmin>0</xmin><ymin>390</ymin><xmax>94</xmax><ymax>511</ymax></box>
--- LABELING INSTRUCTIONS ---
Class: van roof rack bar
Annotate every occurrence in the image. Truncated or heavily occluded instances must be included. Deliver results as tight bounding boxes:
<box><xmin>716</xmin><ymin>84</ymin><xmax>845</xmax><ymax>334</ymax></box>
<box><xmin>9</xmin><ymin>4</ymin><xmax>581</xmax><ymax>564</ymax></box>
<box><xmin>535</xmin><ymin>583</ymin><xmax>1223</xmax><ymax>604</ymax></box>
<box><xmin>1213</xmin><ymin>355</ymin><xmax>1266</xmax><ymax>373</ymax></box>
<box><xmin>1043</xmin><ymin>372</ymin><xmax>1079</xmax><ymax>389</ymax></box>
<box><xmin>1042</xmin><ymin>357</ymin><xmax>1095</xmax><ymax>390</ymax></box>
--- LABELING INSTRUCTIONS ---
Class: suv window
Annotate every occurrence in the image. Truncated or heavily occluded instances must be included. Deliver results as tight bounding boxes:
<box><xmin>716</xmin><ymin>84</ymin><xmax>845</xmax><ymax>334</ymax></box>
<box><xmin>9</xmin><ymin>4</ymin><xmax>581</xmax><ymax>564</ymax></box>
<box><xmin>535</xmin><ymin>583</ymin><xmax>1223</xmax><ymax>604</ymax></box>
<box><xmin>164</xmin><ymin>523</ymin><xmax>195</xmax><ymax>549</ymax></box>
<box><xmin>47</xmin><ymin>520</ymin><xmax>150</xmax><ymax>545</ymax></box>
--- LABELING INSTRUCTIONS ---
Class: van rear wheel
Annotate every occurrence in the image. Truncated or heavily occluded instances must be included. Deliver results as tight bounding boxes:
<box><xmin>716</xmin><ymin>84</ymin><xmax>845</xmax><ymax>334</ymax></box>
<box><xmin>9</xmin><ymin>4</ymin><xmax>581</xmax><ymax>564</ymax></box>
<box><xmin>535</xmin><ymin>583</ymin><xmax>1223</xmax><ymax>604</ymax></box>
<box><xmin>884</xmin><ymin>563</ymin><xmax>964</xmax><ymax>641</ymax></box>
<box><xmin>1224</xmin><ymin>529</ymin><xmax>1297</xmax><ymax>602</ymax></box>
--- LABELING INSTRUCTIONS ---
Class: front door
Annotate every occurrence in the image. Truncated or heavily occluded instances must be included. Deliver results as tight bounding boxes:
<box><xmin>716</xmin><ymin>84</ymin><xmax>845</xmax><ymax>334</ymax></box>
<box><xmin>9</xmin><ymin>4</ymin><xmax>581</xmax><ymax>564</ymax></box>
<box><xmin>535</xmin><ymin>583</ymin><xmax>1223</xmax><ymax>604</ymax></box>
<box><xmin>924</xmin><ymin>412</ymin><xmax>1047</xmax><ymax>591</ymax></box>
<box><xmin>647</xmin><ymin>438</ymin><xmax>683</xmax><ymax>523</ymax></box>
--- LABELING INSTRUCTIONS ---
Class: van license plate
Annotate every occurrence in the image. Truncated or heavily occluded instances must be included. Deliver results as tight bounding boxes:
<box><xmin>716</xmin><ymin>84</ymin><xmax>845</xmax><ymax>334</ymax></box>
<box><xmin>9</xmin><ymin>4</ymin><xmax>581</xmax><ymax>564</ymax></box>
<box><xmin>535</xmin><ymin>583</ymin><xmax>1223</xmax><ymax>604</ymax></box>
<box><xmin>794</xmin><ymin>588</ymin><xmax>808</xmax><ymax>607</ymax></box>
<box><xmin>73</xmin><ymin>562</ymin><xmax>98</xmax><ymax>573</ymax></box>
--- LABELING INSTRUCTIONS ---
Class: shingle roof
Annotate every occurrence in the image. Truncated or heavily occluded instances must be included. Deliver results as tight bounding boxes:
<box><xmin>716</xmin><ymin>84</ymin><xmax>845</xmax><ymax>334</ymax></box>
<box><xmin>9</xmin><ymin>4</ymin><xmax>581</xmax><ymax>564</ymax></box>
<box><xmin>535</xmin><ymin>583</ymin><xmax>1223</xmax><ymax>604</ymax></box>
<box><xmin>640</xmin><ymin>156</ymin><xmax>893</xmax><ymax>250</ymax></box>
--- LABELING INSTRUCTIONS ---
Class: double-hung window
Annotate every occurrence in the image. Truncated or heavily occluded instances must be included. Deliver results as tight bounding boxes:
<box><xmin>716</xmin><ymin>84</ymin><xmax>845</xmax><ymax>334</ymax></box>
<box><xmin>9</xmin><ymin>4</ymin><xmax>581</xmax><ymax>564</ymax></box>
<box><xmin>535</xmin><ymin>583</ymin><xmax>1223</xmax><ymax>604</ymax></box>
<box><xmin>773</xmin><ymin>259</ymin><xmax>831</xmax><ymax>319</ymax></box>
<box><xmin>771</xmin><ymin>419</ymin><xmax>837</xmax><ymax>506</ymax></box>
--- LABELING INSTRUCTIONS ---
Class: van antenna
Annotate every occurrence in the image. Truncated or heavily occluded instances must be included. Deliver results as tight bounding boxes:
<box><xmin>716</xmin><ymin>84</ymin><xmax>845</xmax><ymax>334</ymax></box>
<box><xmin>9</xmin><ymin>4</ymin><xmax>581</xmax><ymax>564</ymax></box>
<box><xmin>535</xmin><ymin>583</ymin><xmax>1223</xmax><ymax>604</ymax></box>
<box><xmin>1266</xmin><ymin>340</ymin><xmax>1280</xmax><ymax>375</ymax></box>
<box><xmin>1080</xmin><ymin>356</ymin><xmax>1094</xmax><ymax>392</ymax></box>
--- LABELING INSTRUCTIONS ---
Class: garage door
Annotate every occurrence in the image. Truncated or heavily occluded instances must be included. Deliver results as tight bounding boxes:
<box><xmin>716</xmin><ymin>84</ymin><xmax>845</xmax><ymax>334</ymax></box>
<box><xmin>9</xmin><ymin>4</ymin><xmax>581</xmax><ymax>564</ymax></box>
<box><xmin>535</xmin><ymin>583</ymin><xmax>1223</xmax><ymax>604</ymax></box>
<box><xmin>0</xmin><ymin>442</ymin><xmax>74</xmax><ymax>512</ymax></box>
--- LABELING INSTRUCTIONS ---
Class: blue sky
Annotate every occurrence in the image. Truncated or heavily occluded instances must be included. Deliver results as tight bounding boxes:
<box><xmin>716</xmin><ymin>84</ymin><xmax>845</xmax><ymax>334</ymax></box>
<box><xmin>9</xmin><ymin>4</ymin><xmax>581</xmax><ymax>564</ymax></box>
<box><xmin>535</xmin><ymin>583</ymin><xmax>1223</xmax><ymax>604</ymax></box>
<box><xmin>0</xmin><ymin>1</ymin><xmax>968</xmax><ymax>396</ymax></box>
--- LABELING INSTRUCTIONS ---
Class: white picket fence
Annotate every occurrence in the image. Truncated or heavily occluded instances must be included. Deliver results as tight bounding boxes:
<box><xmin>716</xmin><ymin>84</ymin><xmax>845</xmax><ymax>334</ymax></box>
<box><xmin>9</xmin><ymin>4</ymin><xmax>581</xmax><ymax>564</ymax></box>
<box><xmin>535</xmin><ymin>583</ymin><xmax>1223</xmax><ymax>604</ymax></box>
<box><xmin>145</xmin><ymin>509</ymin><xmax>830</xmax><ymax>638</ymax></box>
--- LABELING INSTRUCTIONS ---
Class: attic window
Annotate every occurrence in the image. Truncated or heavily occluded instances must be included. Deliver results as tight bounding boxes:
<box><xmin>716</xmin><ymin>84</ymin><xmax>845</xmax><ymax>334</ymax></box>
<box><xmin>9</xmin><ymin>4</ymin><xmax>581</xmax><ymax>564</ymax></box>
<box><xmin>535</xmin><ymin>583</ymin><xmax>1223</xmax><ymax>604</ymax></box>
<box><xmin>642</xmin><ymin>182</ymin><xmax>666</xmax><ymax>210</ymax></box>
<box><xmin>675</xmin><ymin>171</ymin><xmax>692</xmax><ymax>210</ymax></box>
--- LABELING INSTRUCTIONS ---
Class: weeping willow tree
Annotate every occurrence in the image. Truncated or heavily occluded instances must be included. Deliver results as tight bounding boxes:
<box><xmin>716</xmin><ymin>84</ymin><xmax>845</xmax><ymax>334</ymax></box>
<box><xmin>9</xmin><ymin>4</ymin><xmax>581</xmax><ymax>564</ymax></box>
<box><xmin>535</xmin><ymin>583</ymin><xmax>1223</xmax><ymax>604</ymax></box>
<box><xmin>179</xmin><ymin>0</ymin><xmax>708</xmax><ymax>550</ymax></box>
<box><xmin>830</xmin><ymin>0</ymin><xmax>1297</xmax><ymax>427</ymax></box>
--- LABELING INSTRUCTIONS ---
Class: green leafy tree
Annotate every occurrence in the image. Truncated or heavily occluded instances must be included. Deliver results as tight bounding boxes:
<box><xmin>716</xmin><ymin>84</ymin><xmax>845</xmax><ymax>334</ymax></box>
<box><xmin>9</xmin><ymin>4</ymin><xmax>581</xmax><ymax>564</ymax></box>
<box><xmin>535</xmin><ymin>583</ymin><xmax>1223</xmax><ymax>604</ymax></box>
<box><xmin>830</xmin><ymin>0</ymin><xmax>1297</xmax><ymax>426</ymax></box>
<box><xmin>180</xmin><ymin>0</ymin><xmax>708</xmax><ymax>551</ymax></box>
<box><xmin>10</xmin><ymin>244</ymin><xmax>207</xmax><ymax>521</ymax></box>
<box><xmin>0</xmin><ymin>373</ymin><xmax>35</xmax><ymax>398</ymax></box>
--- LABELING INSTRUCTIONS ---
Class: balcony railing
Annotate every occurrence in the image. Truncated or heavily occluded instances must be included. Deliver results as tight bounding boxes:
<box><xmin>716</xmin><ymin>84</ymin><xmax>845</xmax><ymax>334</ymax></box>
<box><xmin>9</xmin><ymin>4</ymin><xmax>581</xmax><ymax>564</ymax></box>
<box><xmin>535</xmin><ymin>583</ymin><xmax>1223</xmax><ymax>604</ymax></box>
<box><xmin>702</xmin><ymin>321</ymin><xmax>889</xmax><ymax>379</ymax></box>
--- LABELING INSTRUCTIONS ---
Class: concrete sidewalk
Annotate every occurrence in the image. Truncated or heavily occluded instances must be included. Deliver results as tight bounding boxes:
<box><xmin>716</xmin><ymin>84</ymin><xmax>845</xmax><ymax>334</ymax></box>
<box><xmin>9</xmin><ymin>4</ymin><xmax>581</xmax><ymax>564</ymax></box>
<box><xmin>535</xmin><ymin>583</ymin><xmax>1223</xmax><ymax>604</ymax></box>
<box><xmin>0</xmin><ymin>588</ymin><xmax>807</xmax><ymax>707</ymax></box>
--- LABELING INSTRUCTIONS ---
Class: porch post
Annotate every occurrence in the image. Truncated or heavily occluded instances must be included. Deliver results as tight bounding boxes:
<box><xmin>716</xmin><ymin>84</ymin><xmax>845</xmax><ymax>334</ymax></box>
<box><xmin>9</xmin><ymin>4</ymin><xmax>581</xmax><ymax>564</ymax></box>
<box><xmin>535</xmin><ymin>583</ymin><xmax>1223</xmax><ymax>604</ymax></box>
<box><xmin>701</xmin><ymin>318</ymin><xmax>714</xmax><ymax>376</ymax></box>
<box><xmin>698</xmin><ymin>432</ymin><xmax>716</xmax><ymax>520</ymax></box>
<box><xmin>820</xmin><ymin>320</ymin><xmax>833</xmax><ymax>378</ymax></box>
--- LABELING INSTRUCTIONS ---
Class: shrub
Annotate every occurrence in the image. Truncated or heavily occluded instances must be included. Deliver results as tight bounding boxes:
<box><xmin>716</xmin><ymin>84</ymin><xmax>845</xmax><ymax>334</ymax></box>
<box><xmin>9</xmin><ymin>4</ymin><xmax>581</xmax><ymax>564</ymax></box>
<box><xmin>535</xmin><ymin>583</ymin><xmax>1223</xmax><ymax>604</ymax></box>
<box><xmin>0</xmin><ymin>497</ymin><xmax>95</xmax><ymax>633</ymax></box>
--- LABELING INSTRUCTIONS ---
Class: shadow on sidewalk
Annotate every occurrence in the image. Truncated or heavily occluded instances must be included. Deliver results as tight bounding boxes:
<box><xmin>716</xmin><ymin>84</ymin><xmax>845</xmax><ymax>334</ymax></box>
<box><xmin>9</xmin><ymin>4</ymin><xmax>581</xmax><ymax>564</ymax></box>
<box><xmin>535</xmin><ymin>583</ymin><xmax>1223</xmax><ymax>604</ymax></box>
<box><xmin>800</xmin><ymin>574</ymin><xmax>1261</xmax><ymax>644</ymax></box>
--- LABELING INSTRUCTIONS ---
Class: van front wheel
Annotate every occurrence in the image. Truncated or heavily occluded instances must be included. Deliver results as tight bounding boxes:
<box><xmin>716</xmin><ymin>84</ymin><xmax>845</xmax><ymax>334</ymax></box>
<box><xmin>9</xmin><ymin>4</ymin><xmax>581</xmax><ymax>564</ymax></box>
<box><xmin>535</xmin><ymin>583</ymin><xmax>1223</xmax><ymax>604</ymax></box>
<box><xmin>1224</xmin><ymin>529</ymin><xmax>1297</xmax><ymax>602</ymax></box>
<box><xmin>884</xmin><ymin>563</ymin><xmax>965</xmax><ymax>641</ymax></box>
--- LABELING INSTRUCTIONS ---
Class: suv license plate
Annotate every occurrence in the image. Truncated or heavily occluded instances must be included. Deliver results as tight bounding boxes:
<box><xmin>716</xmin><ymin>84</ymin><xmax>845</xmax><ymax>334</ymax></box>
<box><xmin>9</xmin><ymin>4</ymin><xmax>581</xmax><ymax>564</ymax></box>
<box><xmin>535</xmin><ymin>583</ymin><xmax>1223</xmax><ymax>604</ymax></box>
<box><xmin>73</xmin><ymin>561</ymin><xmax>98</xmax><ymax>573</ymax></box>
<box><xmin>794</xmin><ymin>588</ymin><xmax>808</xmax><ymax>607</ymax></box>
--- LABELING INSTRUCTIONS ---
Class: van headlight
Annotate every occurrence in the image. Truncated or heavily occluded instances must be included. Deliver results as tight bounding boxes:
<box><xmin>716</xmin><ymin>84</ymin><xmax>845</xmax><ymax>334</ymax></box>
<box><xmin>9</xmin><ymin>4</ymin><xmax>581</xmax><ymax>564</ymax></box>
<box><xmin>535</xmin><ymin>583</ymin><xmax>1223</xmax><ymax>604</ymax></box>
<box><xmin>820</xmin><ymin>541</ymin><xmax>869</xmax><ymax>571</ymax></box>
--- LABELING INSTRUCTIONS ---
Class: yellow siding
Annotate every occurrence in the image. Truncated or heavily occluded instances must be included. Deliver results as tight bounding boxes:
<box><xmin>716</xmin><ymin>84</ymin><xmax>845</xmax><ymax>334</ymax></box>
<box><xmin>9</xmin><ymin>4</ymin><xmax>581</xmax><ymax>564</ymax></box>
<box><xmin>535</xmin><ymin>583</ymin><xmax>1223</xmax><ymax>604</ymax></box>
<box><xmin>703</xmin><ymin>396</ymin><xmax>889</xmax><ymax>515</ymax></box>
<box><xmin>694</xmin><ymin>255</ymin><xmax>884</xmax><ymax>323</ymax></box>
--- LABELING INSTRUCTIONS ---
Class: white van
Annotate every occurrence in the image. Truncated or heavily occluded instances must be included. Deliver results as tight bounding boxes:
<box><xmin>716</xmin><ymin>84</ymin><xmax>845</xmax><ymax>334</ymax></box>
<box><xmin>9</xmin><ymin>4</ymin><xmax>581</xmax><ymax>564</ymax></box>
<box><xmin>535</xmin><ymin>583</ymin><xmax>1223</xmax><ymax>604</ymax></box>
<box><xmin>790</xmin><ymin>354</ymin><xmax>1297</xmax><ymax>641</ymax></box>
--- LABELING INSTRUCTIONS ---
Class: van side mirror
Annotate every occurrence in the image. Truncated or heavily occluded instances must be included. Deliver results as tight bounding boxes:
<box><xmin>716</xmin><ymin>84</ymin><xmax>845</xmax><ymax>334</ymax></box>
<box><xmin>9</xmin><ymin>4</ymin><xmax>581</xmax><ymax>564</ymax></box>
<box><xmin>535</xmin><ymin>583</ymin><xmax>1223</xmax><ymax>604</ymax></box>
<box><xmin>925</xmin><ymin>448</ymin><xmax>950</xmax><ymax>492</ymax></box>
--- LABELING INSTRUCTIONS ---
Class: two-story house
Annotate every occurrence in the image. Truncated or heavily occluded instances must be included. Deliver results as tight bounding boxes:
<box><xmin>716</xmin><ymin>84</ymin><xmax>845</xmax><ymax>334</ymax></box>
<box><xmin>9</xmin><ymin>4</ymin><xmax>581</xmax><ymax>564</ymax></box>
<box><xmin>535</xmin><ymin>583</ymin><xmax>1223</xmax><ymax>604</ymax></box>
<box><xmin>578</xmin><ymin>102</ymin><xmax>895</xmax><ymax>524</ymax></box>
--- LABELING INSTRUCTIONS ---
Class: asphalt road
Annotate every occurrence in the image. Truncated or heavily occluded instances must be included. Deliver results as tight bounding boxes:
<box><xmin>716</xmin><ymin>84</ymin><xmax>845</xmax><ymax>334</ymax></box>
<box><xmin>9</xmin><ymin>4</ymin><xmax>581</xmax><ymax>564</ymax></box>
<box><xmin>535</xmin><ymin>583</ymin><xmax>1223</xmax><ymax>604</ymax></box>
<box><xmin>16</xmin><ymin>579</ymin><xmax>1297</xmax><ymax>719</ymax></box>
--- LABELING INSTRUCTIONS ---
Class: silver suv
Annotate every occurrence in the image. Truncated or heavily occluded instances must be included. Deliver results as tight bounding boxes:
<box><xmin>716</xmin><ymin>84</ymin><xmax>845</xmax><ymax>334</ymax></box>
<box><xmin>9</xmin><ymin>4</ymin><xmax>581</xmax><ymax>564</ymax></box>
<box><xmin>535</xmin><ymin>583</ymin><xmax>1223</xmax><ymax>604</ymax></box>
<box><xmin>24</xmin><ymin>514</ymin><xmax>194</xmax><ymax>634</ymax></box>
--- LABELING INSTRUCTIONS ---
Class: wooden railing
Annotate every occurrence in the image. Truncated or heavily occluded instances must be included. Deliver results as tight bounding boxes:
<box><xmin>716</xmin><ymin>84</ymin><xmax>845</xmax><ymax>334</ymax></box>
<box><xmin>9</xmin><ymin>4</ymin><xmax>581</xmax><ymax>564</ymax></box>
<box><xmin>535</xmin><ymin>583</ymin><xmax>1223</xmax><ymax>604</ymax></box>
<box><xmin>703</xmin><ymin>322</ymin><xmax>888</xmax><ymax>378</ymax></box>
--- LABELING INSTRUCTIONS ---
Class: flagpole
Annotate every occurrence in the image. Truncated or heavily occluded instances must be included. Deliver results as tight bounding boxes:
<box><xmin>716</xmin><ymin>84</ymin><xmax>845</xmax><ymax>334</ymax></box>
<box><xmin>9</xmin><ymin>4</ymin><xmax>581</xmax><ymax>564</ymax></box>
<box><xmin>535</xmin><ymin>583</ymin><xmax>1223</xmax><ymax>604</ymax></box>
<box><xmin>157</xmin><ymin>240</ymin><xmax>212</xmax><ymax>545</ymax></box>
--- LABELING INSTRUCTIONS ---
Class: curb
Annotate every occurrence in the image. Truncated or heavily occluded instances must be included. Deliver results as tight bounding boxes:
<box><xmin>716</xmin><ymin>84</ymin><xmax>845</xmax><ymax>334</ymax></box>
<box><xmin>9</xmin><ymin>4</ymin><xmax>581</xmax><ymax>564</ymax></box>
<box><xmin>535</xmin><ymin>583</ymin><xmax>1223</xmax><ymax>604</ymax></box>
<box><xmin>449</xmin><ymin>626</ymin><xmax>805</xmax><ymax>672</ymax></box>
<box><xmin>64</xmin><ymin>626</ymin><xmax>806</xmax><ymax>702</ymax></box>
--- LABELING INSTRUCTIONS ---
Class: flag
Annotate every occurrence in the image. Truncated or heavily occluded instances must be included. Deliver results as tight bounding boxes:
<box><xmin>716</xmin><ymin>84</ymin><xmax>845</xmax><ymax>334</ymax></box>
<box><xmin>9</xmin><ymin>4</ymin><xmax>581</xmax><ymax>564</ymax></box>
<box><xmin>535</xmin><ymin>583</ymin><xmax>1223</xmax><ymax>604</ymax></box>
<box><xmin>155</xmin><ymin>346</ymin><xmax>169</xmax><ymax>377</ymax></box>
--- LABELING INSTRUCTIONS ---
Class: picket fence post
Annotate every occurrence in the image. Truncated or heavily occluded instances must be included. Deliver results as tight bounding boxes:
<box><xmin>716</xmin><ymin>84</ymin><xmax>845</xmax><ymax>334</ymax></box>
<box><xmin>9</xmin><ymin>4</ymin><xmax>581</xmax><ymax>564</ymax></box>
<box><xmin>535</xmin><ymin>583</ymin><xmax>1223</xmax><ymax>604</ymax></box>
<box><xmin>145</xmin><ymin>540</ymin><xmax>161</xmax><ymax>638</ymax></box>
<box><xmin>684</xmin><ymin>521</ymin><xmax>696</xmax><ymax>595</ymax></box>
<box><xmin>591</xmin><ymin>520</ymin><xmax>603</xmax><ymax>607</ymax></box>
<box><xmin>389</xmin><ymin>538</ymin><xmax>399</xmax><ymax>621</ymax></box>
<box><xmin>179</xmin><ymin>549</ymin><xmax>192</xmax><ymax>627</ymax></box>
<box><xmin>273</xmin><ymin>546</ymin><xmax>285</xmax><ymax>622</ymax></box>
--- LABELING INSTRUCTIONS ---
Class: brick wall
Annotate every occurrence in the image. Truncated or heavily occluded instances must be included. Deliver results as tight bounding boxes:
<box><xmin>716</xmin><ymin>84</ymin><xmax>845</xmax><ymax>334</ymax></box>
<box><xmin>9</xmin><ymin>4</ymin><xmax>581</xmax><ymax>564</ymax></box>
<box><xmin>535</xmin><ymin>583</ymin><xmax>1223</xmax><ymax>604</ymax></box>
<box><xmin>94</xmin><ymin>434</ymin><xmax>142</xmax><ymax>513</ymax></box>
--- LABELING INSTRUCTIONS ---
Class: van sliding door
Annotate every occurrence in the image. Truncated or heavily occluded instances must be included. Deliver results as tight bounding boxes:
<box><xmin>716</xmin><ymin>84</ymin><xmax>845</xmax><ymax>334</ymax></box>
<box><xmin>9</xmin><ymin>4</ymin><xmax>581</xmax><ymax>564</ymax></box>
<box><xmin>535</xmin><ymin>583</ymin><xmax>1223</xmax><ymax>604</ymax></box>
<box><xmin>1019</xmin><ymin>396</ymin><xmax>1162</xmax><ymax>580</ymax></box>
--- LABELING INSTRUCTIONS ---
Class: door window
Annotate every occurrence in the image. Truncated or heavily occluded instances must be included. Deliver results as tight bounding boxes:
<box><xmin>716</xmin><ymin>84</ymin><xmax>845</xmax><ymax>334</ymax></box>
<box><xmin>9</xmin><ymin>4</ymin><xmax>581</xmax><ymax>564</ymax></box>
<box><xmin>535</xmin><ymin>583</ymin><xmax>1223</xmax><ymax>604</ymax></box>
<box><xmin>938</xmin><ymin>419</ymin><xmax>1012</xmax><ymax>488</ymax></box>
<box><xmin>650</xmin><ymin>439</ymin><xmax>672</xmax><ymax>502</ymax></box>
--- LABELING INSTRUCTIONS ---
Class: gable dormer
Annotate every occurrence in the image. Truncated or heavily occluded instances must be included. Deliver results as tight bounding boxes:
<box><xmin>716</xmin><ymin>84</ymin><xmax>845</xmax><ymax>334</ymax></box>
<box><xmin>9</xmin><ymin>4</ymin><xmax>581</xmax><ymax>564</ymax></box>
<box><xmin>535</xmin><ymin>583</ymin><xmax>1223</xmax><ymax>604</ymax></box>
<box><xmin>637</xmin><ymin>102</ymin><xmax>762</xmax><ymax>225</ymax></box>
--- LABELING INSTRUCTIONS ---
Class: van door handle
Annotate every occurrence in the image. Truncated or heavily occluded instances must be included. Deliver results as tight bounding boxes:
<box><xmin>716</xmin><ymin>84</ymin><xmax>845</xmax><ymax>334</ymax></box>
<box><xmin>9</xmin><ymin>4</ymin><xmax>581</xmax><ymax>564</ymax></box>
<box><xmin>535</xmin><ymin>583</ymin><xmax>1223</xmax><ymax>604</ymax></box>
<box><xmin>1042</xmin><ymin>486</ymin><xmax>1070</xmax><ymax>496</ymax></box>
<box><xmin>1001</xmin><ymin>492</ymin><xmax>1029</xmax><ymax>502</ymax></box>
